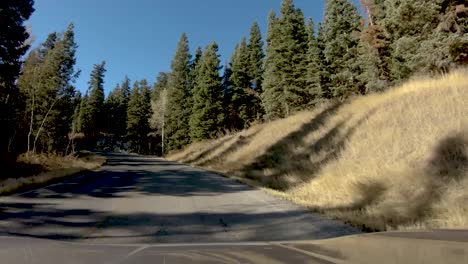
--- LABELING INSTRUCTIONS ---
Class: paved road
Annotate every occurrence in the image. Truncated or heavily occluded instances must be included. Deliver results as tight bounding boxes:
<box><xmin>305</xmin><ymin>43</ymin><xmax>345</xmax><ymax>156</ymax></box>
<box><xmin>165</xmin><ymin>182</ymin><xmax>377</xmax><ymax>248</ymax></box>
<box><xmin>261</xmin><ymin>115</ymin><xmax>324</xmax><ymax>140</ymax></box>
<box><xmin>0</xmin><ymin>153</ymin><xmax>359</xmax><ymax>244</ymax></box>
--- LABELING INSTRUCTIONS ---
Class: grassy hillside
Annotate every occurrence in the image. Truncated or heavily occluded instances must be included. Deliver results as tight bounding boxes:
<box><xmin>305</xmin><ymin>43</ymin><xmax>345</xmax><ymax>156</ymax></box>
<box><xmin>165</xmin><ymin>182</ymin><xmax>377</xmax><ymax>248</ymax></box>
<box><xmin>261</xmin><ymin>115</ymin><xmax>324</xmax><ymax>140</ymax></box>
<box><xmin>168</xmin><ymin>71</ymin><xmax>468</xmax><ymax>231</ymax></box>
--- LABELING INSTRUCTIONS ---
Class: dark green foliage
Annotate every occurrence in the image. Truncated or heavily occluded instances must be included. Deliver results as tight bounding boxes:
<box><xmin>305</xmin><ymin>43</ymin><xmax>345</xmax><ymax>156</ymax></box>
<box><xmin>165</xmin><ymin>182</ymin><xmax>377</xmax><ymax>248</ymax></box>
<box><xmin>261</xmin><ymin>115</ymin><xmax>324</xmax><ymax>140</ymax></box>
<box><xmin>84</xmin><ymin>61</ymin><xmax>106</xmax><ymax>140</ymax></box>
<box><xmin>359</xmin><ymin>0</ymin><xmax>468</xmax><ymax>91</ymax></box>
<box><xmin>322</xmin><ymin>0</ymin><xmax>363</xmax><ymax>98</ymax></box>
<box><xmin>306</xmin><ymin>18</ymin><xmax>324</xmax><ymax>102</ymax></box>
<box><xmin>165</xmin><ymin>33</ymin><xmax>192</xmax><ymax>151</ymax></box>
<box><xmin>262</xmin><ymin>0</ymin><xmax>311</xmax><ymax>120</ymax></box>
<box><xmin>246</xmin><ymin>22</ymin><xmax>265</xmax><ymax>119</ymax></box>
<box><xmin>104</xmin><ymin>76</ymin><xmax>130</xmax><ymax>138</ymax></box>
<box><xmin>77</xmin><ymin>92</ymin><xmax>90</xmax><ymax>134</ymax></box>
<box><xmin>229</xmin><ymin>38</ymin><xmax>255</xmax><ymax>129</ymax></box>
<box><xmin>190</xmin><ymin>42</ymin><xmax>225</xmax><ymax>141</ymax></box>
<box><xmin>71</xmin><ymin>91</ymin><xmax>82</xmax><ymax>135</ymax></box>
<box><xmin>0</xmin><ymin>0</ymin><xmax>34</xmax><ymax>156</ymax></box>
<box><xmin>262</xmin><ymin>10</ymin><xmax>283</xmax><ymax>120</ymax></box>
<box><xmin>126</xmin><ymin>80</ymin><xmax>152</xmax><ymax>154</ymax></box>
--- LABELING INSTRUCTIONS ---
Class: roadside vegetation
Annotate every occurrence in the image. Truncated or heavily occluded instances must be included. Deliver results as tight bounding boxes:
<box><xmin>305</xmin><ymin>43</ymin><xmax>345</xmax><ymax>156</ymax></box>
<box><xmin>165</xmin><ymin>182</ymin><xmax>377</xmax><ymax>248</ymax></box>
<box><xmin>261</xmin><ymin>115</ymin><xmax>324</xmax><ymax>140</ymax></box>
<box><xmin>1</xmin><ymin>0</ymin><xmax>467</xmax><ymax>227</ymax></box>
<box><xmin>168</xmin><ymin>70</ymin><xmax>468</xmax><ymax>231</ymax></box>
<box><xmin>1</xmin><ymin>152</ymin><xmax>105</xmax><ymax>195</ymax></box>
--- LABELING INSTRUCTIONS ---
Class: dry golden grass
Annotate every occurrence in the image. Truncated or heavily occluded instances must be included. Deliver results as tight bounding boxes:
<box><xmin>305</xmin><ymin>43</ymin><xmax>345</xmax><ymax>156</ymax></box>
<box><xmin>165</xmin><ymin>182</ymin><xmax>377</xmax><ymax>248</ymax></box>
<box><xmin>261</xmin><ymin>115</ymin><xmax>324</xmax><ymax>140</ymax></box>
<box><xmin>0</xmin><ymin>152</ymin><xmax>105</xmax><ymax>194</ymax></box>
<box><xmin>168</xmin><ymin>70</ymin><xmax>468</xmax><ymax>231</ymax></box>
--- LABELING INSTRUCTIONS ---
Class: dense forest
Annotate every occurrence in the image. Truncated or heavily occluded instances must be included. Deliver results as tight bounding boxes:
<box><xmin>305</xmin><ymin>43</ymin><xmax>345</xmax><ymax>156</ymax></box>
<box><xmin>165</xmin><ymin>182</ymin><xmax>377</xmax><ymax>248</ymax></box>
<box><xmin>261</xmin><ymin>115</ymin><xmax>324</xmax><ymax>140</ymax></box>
<box><xmin>1</xmin><ymin>0</ymin><xmax>467</xmax><ymax>160</ymax></box>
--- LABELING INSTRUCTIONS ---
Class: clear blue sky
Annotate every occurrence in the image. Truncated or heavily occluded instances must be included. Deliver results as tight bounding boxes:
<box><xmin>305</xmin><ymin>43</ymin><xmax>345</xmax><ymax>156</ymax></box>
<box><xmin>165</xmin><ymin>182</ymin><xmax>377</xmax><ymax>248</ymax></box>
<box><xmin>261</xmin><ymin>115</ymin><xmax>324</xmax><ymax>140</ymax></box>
<box><xmin>28</xmin><ymin>0</ymin><xmax>361</xmax><ymax>95</ymax></box>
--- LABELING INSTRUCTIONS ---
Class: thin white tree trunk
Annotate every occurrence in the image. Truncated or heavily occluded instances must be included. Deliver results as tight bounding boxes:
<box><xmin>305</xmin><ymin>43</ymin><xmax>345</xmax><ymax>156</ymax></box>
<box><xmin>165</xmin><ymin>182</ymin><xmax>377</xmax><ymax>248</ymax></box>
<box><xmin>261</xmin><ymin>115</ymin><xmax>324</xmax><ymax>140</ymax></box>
<box><xmin>162</xmin><ymin>118</ymin><xmax>165</xmax><ymax>157</ymax></box>
<box><xmin>27</xmin><ymin>91</ymin><xmax>35</xmax><ymax>152</ymax></box>
<box><xmin>33</xmin><ymin>98</ymin><xmax>57</xmax><ymax>154</ymax></box>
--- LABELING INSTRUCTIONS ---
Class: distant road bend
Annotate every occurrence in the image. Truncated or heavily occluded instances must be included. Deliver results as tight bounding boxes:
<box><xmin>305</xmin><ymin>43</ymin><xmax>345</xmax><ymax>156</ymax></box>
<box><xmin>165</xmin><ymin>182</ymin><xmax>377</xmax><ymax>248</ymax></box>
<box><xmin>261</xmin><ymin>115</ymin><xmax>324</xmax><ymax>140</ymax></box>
<box><xmin>0</xmin><ymin>153</ymin><xmax>359</xmax><ymax>244</ymax></box>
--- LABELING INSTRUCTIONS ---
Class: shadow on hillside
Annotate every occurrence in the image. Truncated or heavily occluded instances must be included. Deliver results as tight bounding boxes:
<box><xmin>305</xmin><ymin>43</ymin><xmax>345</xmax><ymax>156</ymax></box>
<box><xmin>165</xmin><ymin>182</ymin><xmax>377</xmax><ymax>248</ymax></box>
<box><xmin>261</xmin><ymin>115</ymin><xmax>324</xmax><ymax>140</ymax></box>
<box><xmin>322</xmin><ymin>132</ymin><xmax>468</xmax><ymax>231</ymax></box>
<box><xmin>180</xmin><ymin>136</ymin><xmax>234</xmax><ymax>164</ymax></box>
<box><xmin>427</xmin><ymin>132</ymin><xmax>468</xmax><ymax>180</ymax></box>
<box><xmin>197</xmin><ymin>128</ymin><xmax>263</xmax><ymax>167</ymax></box>
<box><xmin>236</xmin><ymin>101</ymin><xmax>378</xmax><ymax>190</ymax></box>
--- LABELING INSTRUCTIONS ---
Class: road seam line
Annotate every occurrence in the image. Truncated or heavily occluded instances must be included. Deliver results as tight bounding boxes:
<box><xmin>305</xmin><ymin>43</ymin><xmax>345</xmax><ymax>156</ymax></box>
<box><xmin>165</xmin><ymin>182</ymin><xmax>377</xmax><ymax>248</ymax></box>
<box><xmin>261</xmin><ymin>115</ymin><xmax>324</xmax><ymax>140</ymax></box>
<box><xmin>270</xmin><ymin>242</ymin><xmax>344</xmax><ymax>264</ymax></box>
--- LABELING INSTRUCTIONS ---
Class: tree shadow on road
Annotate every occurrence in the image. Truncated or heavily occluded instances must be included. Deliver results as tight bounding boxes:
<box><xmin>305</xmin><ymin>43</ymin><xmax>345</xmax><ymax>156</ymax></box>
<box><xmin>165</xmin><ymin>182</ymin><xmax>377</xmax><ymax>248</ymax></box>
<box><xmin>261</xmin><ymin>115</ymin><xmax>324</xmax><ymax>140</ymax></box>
<box><xmin>0</xmin><ymin>200</ymin><xmax>359</xmax><ymax>243</ymax></box>
<box><xmin>18</xmin><ymin>154</ymin><xmax>253</xmax><ymax>199</ymax></box>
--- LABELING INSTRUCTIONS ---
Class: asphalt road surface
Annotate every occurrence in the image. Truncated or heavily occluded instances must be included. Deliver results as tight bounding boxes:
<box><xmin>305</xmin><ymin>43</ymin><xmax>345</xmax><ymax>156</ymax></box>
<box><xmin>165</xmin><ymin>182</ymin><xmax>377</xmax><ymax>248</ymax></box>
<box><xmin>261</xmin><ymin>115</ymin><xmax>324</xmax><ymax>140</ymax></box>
<box><xmin>0</xmin><ymin>153</ymin><xmax>359</xmax><ymax>244</ymax></box>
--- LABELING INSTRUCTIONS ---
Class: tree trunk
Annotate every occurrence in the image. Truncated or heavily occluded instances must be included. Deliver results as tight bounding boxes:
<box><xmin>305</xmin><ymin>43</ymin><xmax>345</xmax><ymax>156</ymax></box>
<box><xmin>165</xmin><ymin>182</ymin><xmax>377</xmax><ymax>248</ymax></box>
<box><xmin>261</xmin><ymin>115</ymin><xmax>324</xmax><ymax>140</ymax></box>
<box><xmin>27</xmin><ymin>91</ymin><xmax>35</xmax><ymax>152</ymax></box>
<box><xmin>33</xmin><ymin>98</ymin><xmax>57</xmax><ymax>153</ymax></box>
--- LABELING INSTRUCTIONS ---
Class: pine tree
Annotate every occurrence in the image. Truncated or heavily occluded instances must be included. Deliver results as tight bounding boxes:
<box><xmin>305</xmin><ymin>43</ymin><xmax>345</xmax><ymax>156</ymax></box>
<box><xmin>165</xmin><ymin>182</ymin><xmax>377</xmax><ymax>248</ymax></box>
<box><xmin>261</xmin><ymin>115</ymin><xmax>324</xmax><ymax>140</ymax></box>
<box><xmin>77</xmin><ymin>92</ymin><xmax>90</xmax><ymax>133</ymax></box>
<box><xmin>126</xmin><ymin>80</ymin><xmax>151</xmax><ymax>154</ymax></box>
<box><xmin>127</xmin><ymin>82</ymin><xmax>141</xmax><ymax>153</ymax></box>
<box><xmin>261</xmin><ymin>0</ymin><xmax>311</xmax><ymax>120</ymax></box>
<box><xmin>0</xmin><ymin>0</ymin><xmax>34</xmax><ymax>156</ymax></box>
<box><xmin>190</xmin><ymin>42</ymin><xmax>225</xmax><ymax>141</ymax></box>
<box><xmin>246</xmin><ymin>22</ymin><xmax>265</xmax><ymax>119</ymax></box>
<box><xmin>104</xmin><ymin>84</ymin><xmax>120</xmax><ymax>135</ymax></box>
<box><xmin>306</xmin><ymin>18</ymin><xmax>324</xmax><ymax>103</ymax></box>
<box><xmin>229</xmin><ymin>37</ymin><xmax>253</xmax><ymax>129</ymax></box>
<box><xmin>69</xmin><ymin>90</ymin><xmax>82</xmax><ymax>153</ymax></box>
<box><xmin>189</xmin><ymin>46</ymin><xmax>203</xmax><ymax>95</ymax></box>
<box><xmin>316</xmin><ymin>22</ymin><xmax>333</xmax><ymax>99</ymax></box>
<box><xmin>262</xmin><ymin>10</ymin><xmax>284</xmax><ymax>120</ymax></box>
<box><xmin>359</xmin><ymin>0</ymin><xmax>468</xmax><ymax>87</ymax></box>
<box><xmin>277</xmin><ymin>0</ymin><xmax>310</xmax><ymax>112</ymax></box>
<box><xmin>323</xmin><ymin>0</ymin><xmax>363</xmax><ymax>98</ymax></box>
<box><xmin>71</xmin><ymin>91</ymin><xmax>82</xmax><ymax>137</ymax></box>
<box><xmin>165</xmin><ymin>33</ymin><xmax>192</xmax><ymax>151</ymax></box>
<box><xmin>85</xmin><ymin>61</ymin><xmax>106</xmax><ymax>141</ymax></box>
<box><xmin>139</xmin><ymin>79</ymin><xmax>152</xmax><ymax>154</ymax></box>
<box><xmin>117</xmin><ymin>76</ymin><xmax>131</xmax><ymax>137</ymax></box>
<box><xmin>104</xmin><ymin>76</ymin><xmax>130</xmax><ymax>138</ymax></box>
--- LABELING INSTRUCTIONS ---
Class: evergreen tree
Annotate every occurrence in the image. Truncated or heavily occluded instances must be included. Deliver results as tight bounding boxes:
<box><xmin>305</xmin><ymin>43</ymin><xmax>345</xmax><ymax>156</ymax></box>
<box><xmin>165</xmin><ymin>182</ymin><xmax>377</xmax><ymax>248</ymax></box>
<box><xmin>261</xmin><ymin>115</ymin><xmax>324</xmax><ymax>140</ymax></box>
<box><xmin>229</xmin><ymin>37</ymin><xmax>253</xmax><ymax>129</ymax></box>
<box><xmin>189</xmin><ymin>46</ymin><xmax>203</xmax><ymax>95</ymax></box>
<box><xmin>0</xmin><ymin>0</ymin><xmax>34</xmax><ymax>156</ymax></box>
<box><xmin>262</xmin><ymin>0</ymin><xmax>310</xmax><ymax>119</ymax></box>
<box><xmin>359</xmin><ymin>0</ymin><xmax>468</xmax><ymax>88</ymax></box>
<box><xmin>71</xmin><ymin>91</ymin><xmax>82</xmax><ymax>136</ymax></box>
<box><xmin>84</xmin><ymin>61</ymin><xmax>106</xmax><ymax>140</ymax></box>
<box><xmin>104</xmin><ymin>84</ymin><xmax>120</xmax><ymax>134</ymax></box>
<box><xmin>358</xmin><ymin>0</ymin><xmax>392</xmax><ymax>93</ymax></box>
<box><xmin>246</xmin><ymin>22</ymin><xmax>265</xmax><ymax>119</ymax></box>
<box><xmin>104</xmin><ymin>76</ymin><xmax>130</xmax><ymax>138</ymax></box>
<box><xmin>306</xmin><ymin>18</ymin><xmax>324</xmax><ymax>102</ymax></box>
<box><xmin>262</xmin><ymin>10</ymin><xmax>284</xmax><ymax>120</ymax></box>
<box><xmin>322</xmin><ymin>0</ymin><xmax>363</xmax><ymax>98</ymax></box>
<box><xmin>127</xmin><ymin>82</ymin><xmax>141</xmax><ymax>153</ymax></box>
<box><xmin>139</xmin><ymin>79</ymin><xmax>152</xmax><ymax>153</ymax></box>
<box><xmin>190</xmin><ymin>42</ymin><xmax>225</xmax><ymax>141</ymax></box>
<box><xmin>69</xmin><ymin>90</ymin><xmax>82</xmax><ymax>153</ymax></box>
<box><xmin>277</xmin><ymin>0</ymin><xmax>310</xmax><ymax>112</ymax></box>
<box><xmin>165</xmin><ymin>33</ymin><xmax>192</xmax><ymax>151</ymax></box>
<box><xmin>126</xmin><ymin>80</ymin><xmax>151</xmax><ymax>153</ymax></box>
<box><xmin>77</xmin><ymin>92</ymin><xmax>89</xmax><ymax>133</ymax></box>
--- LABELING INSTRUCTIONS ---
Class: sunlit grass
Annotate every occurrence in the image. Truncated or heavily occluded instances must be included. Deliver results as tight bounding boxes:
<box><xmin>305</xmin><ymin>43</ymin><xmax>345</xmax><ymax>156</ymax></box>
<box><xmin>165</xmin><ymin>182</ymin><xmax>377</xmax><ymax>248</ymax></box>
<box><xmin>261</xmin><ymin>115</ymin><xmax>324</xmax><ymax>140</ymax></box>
<box><xmin>168</xmin><ymin>70</ymin><xmax>468</xmax><ymax>230</ymax></box>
